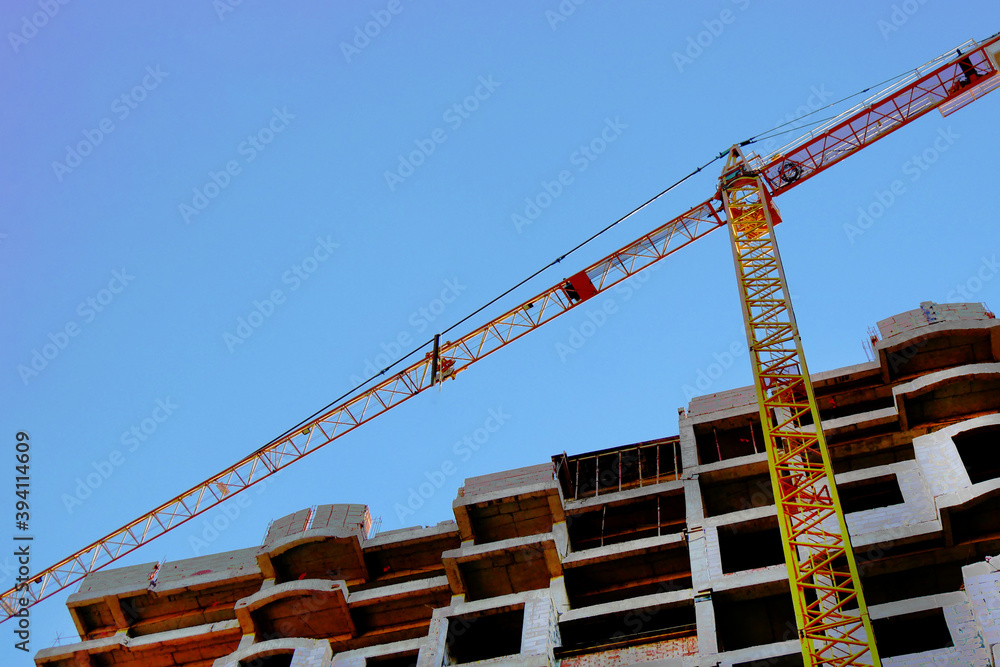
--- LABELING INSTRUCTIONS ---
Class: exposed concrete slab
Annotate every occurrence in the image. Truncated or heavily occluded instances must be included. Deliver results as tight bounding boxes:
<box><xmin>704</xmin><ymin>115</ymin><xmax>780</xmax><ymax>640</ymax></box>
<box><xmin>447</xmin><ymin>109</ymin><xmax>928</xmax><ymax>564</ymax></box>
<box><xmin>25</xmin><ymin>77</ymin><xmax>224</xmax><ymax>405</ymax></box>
<box><xmin>563</xmin><ymin>479</ymin><xmax>685</xmax><ymax>513</ymax></box>
<box><xmin>348</xmin><ymin>575</ymin><xmax>449</xmax><ymax>607</ymax></box>
<box><xmin>36</xmin><ymin>619</ymin><xmax>242</xmax><ymax>667</ymax></box>
<box><xmin>687</xmin><ymin>399</ymin><xmax>758</xmax><ymax>427</ymax></box>
<box><xmin>453</xmin><ymin>465</ymin><xmax>564</xmax><ymax>545</ymax></box>
<box><xmin>69</xmin><ymin>547</ymin><xmax>262</xmax><ymax>603</ymax></box>
<box><xmin>67</xmin><ymin>547</ymin><xmax>263</xmax><ymax>641</ymax></box>
<box><xmin>867</xmin><ymin>591</ymin><xmax>967</xmax><ymax>619</ymax></box>
<box><xmin>688</xmin><ymin>387</ymin><xmax>757</xmax><ymax>420</ymax></box>
<box><xmin>357</xmin><ymin>524</ymin><xmax>459</xmax><ymax>593</ymax></box>
<box><xmin>808</xmin><ymin>405</ymin><xmax>899</xmax><ymax>437</ymax></box>
<box><xmin>703</xmin><ymin>503</ymin><xmax>777</xmax><ymax>529</ymax></box>
<box><xmin>443</xmin><ymin>534</ymin><xmax>563</xmax><ymax>600</ymax></box>
<box><xmin>692</xmin><ymin>452</ymin><xmax>769</xmax><ymax>481</ymax></box>
<box><xmin>234</xmin><ymin>578</ymin><xmax>353</xmax><ymax>638</ymax></box>
<box><xmin>562</xmin><ymin>532</ymin><xmax>685</xmax><ymax>568</ymax></box>
<box><xmin>452</xmin><ymin>655</ymin><xmax>548</xmax><ymax>667</ymax></box>
<box><xmin>213</xmin><ymin>636</ymin><xmax>330</xmax><ymax>667</ymax></box>
<box><xmin>811</xmin><ymin>359</ymin><xmax>881</xmax><ymax>383</ymax></box>
<box><xmin>335</xmin><ymin>635</ymin><xmax>424</xmax><ymax>661</ymax></box>
<box><xmin>876</xmin><ymin>312</ymin><xmax>999</xmax><ymax>349</ymax></box>
<box><xmin>557</xmin><ymin>587</ymin><xmax>693</xmax><ymax>623</ymax></box>
<box><xmin>346</xmin><ymin>576</ymin><xmax>450</xmax><ymax>646</ymax></box>
<box><xmin>710</xmin><ymin>565</ymin><xmax>787</xmax><ymax>595</ymax></box>
<box><xmin>713</xmin><ymin>639</ymin><xmax>801</xmax><ymax>667</ymax></box>
<box><xmin>893</xmin><ymin>362</ymin><xmax>1000</xmax><ymax>431</ymax></box>
<box><xmin>364</xmin><ymin>521</ymin><xmax>458</xmax><ymax>549</ymax></box>
<box><xmin>262</xmin><ymin>525</ymin><xmax>368</xmax><ymax>584</ymax></box>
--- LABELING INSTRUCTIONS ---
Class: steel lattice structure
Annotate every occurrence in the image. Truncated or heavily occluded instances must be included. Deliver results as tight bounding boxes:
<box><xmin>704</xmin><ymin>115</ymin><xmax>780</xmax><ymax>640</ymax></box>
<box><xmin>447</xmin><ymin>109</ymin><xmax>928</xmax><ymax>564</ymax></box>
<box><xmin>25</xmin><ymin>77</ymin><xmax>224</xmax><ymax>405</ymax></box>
<box><xmin>0</xmin><ymin>200</ymin><xmax>725</xmax><ymax>620</ymax></box>
<box><xmin>722</xmin><ymin>146</ymin><xmax>879</xmax><ymax>666</ymax></box>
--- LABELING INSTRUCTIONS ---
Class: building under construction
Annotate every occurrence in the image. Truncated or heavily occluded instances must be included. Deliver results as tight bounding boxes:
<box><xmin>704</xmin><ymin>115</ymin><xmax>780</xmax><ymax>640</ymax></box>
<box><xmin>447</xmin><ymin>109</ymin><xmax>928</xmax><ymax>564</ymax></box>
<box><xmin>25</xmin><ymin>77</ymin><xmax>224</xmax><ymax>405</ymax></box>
<box><xmin>33</xmin><ymin>301</ymin><xmax>1000</xmax><ymax>667</ymax></box>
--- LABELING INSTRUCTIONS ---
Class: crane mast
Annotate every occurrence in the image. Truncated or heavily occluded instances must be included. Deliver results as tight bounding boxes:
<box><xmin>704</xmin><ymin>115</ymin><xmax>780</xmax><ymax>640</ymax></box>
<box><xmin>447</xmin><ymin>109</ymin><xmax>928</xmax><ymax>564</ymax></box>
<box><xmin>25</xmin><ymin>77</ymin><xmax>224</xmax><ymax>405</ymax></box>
<box><xmin>4</xmin><ymin>33</ymin><xmax>1000</xmax><ymax>667</ymax></box>
<box><xmin>722</xmin><ymin>146</ymin><xmax>879</xmax><ymax>666</ymax></box>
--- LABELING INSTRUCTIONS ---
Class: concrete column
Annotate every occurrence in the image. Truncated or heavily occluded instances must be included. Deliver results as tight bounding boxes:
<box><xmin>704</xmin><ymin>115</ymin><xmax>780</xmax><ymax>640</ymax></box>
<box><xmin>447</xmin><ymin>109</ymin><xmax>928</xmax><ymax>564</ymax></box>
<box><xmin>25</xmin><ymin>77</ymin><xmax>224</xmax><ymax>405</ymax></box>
<box><xmin>416</xmin><ymin>612</ymin><xmax>449</xmax><ymax>667</ymax></box>
<box><xmin>694</xmin><ymin>592</ymin><xmax>718</xmax><ymax>656</ymax></box>
<box><xmin>683</xmin><ymin>478</ymin><xmax>704</xmax><ymax>528</ymax></box>
<box><xmin>550</xmin><ymin>575</ymin><xmax>571</xmax><ymax>614</ymax></box>
<box><xmin>551</xmin><ymin>520</ymin><xmax>569</xmax><ymax>557</ymax></box>
<box><xmin>678</xmin><ymin>416</ymin><xmax>699</xmax><ymax>472</ymax></box>
<box><xmin>687</xmin><ymin>525</ymin><xmax>710</xmax><ymax>589</ymax></box>
<box><xmin>294</xmin><ymin>642</ymin><xmax>335</xmax><ymax>667</ymax></box>
<box><xmin>964</xmin><ymin>557</ymin><xmax>1000</xmax><ymax>663</ymax></box>
<box><xmin>326</xmin><ymin>652</ymin><xmax>362</xmax><ymax>667</ymax></box>
<box><xmin>520</xmin><ymin>594</ymin><xmax>559</xmax><ymax>662</ymax></box>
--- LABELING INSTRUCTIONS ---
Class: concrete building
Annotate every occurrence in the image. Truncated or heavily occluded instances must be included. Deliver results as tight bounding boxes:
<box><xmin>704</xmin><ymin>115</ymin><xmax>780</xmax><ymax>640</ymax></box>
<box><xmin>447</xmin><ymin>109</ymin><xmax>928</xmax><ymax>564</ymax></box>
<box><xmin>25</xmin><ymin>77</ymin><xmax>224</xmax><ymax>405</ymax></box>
<box><xmin>35</xmin><ymin>302</ymin><xmax>1000</xmax><ymax>667</ymax></box>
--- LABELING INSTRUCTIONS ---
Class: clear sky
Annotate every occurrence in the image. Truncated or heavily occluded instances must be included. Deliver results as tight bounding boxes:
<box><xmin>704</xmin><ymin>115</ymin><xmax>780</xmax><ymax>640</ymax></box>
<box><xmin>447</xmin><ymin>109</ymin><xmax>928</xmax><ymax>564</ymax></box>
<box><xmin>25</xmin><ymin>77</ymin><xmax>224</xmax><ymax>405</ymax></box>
<box><xmin>1</xmin><ymin>1</ymin><xmax>999</xmax><ymax>662</ymax></box>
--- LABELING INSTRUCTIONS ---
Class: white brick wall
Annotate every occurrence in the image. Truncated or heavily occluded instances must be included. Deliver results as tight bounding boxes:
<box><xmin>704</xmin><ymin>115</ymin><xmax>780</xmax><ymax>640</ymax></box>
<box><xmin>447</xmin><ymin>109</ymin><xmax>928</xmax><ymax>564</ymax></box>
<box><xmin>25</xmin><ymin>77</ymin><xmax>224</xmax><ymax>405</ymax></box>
<box><xmin>838</xmin><ymin>461</ymin><xmax>937</xmax><ymax>539</ymax></box>
<box><xmin>694</xmin><ymin>594</ymin><xmax>718</xmax><ymax>657</ymax></box>
<box><xmin>913</xmin><ymin>426</ymin><xmax>974</xmax><ymax>499</ymax></box>
<box><xmin>520</xmin><ymin>596</ymin><xmax>551</xmax><ymax>656</ymax></box>
<box><xmin>871</xmin><ymin>596</ymin><xmax>992</xmax><ymax>667</ymax></box>
<box><xmin>417</xmin><ymin>589</ymin><xmax>557</xmax><ymax>667</ymax></box>
<box><xmin>965</xmin><ymin>559</ymin><xmax>1000</xmax><ymax>659</ymax></box>
<box><xmin>687</xmin><ymin>527</ymin><xmax>710</xmax><ymax>589</ymax></box>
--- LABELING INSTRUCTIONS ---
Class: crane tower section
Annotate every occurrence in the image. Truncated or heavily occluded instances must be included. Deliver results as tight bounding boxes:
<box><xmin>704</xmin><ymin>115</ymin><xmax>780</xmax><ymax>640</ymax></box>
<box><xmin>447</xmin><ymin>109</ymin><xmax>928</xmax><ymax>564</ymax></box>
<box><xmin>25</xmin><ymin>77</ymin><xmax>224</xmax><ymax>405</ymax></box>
<box><xmin>721</xmin><ymin>146</ymin><xmax>880</xmax><ymax>666</ymax></box>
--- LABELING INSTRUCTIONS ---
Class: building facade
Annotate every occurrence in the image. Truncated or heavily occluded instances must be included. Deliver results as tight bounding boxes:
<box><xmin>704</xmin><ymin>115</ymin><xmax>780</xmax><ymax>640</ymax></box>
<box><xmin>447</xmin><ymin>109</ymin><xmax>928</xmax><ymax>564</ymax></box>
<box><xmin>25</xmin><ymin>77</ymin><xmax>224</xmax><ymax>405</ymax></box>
<box><xmin>36</xmin><ymin>302</ymin><xmax>1000</xmax><ymax>667</ymax></box>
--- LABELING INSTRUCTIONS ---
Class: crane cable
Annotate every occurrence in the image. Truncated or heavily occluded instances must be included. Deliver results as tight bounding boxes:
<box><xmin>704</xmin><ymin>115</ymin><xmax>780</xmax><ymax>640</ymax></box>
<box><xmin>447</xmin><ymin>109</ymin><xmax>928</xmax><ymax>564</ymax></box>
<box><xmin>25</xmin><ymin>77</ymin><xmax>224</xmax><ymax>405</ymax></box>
<box><xmin>743</xmin><ymin>68</ymin><xmax>922</xmax><ymax>148</ymax></box>
<box><xmin>257</xmin><ymin>65</ymin><xmax>926</xmax><ymax>452</ymax></box>
<box><xmin>257</xmin><ymin>153</ymin><xmax>723</xmax><ymax>451</ymax></box>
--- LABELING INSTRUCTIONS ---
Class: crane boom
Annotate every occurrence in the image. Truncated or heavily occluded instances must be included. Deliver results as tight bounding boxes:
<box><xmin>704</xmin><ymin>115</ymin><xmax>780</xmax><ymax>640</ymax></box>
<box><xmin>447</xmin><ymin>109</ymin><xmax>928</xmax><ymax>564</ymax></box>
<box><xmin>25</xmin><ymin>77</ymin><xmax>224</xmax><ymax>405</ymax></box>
<box><xmin>4</xmin><ymin>32</ymin><xmax>998</xmax><ymax>624</ymax></box>
<box><xmin>0</xmin><ymin>201</ymin><xmax>725</xmax><ymax>620</ymax></box>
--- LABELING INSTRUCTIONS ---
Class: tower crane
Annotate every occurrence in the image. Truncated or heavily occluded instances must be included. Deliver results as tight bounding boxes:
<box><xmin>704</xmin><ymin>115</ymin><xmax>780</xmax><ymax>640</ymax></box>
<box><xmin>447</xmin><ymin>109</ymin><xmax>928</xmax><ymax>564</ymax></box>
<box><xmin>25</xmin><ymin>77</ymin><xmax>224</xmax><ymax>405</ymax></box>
<box><xmin>6</xmin><ymin>31</ymin><xmax>1000</xmax><ymax>667</ymax></box>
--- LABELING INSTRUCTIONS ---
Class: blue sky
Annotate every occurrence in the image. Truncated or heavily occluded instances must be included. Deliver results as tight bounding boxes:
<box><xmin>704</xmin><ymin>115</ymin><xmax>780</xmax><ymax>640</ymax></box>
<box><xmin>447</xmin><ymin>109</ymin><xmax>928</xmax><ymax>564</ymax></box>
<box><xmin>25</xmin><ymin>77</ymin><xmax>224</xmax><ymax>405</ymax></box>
<box><xmin>1</xmin><ymin>1</ymin><xmax>999</xmax><ymax>661</ymax></box>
